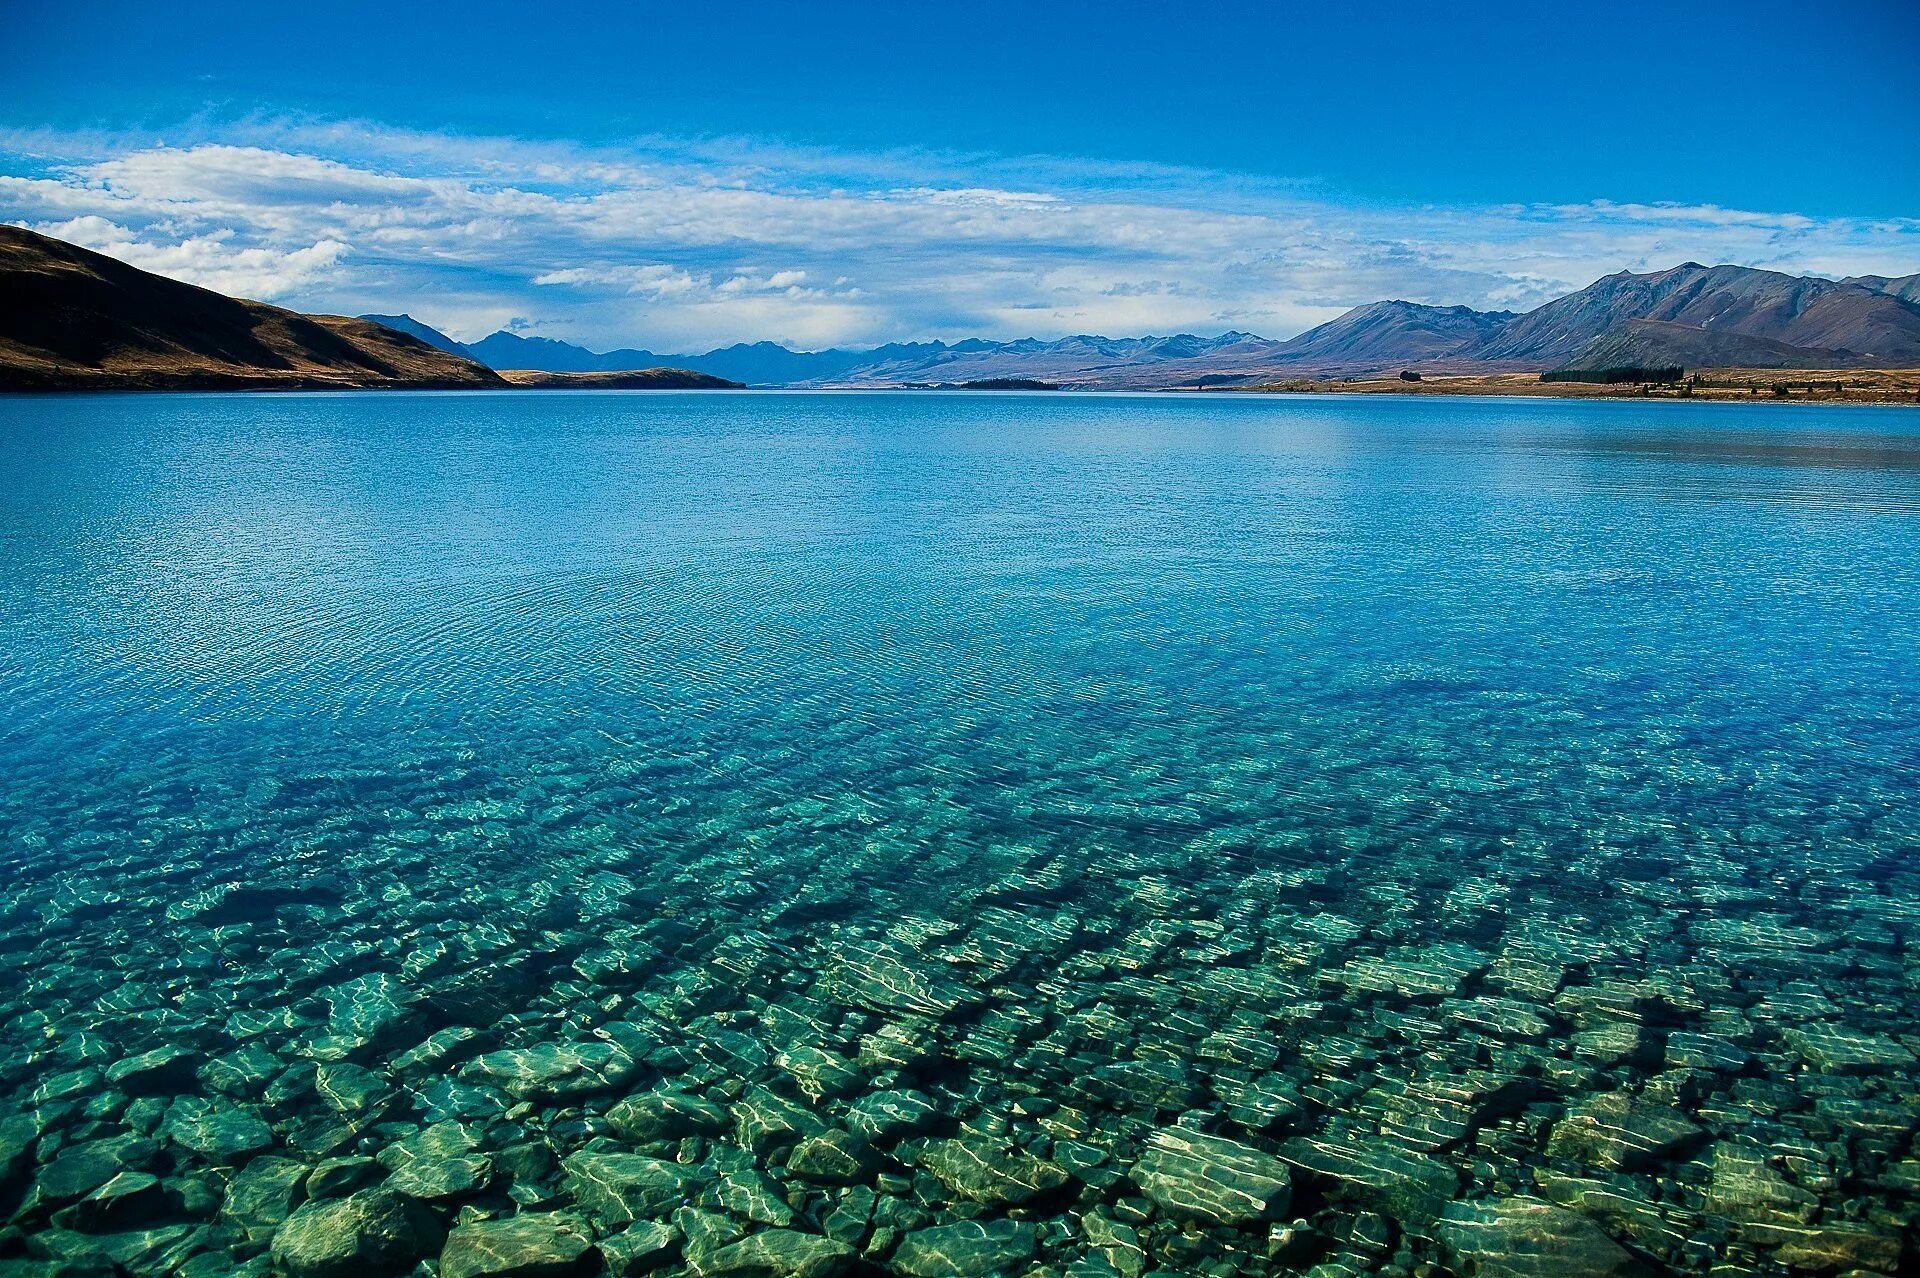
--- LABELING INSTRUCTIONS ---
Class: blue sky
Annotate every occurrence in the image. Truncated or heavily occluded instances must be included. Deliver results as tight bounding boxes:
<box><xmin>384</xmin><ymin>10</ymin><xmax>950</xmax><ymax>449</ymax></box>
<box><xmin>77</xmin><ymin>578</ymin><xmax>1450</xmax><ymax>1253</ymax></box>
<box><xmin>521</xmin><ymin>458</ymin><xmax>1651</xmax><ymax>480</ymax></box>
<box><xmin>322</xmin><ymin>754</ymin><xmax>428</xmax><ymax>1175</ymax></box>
<box><xmin>4</xmin><ymin>0</ymin><xmax>1917</xmax><ymax>350</ymax></box>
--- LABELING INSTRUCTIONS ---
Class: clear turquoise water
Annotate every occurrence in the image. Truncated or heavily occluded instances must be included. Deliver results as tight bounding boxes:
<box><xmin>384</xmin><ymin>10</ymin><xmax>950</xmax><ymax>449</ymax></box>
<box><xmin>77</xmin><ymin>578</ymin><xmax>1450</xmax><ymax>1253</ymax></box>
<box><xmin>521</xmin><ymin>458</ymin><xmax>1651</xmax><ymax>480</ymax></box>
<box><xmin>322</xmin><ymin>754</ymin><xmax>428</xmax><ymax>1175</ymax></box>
<box><xmin>1</xmin><ymin>390</ymin><xmax>1917</xmax><ymax>1276</ymax></box>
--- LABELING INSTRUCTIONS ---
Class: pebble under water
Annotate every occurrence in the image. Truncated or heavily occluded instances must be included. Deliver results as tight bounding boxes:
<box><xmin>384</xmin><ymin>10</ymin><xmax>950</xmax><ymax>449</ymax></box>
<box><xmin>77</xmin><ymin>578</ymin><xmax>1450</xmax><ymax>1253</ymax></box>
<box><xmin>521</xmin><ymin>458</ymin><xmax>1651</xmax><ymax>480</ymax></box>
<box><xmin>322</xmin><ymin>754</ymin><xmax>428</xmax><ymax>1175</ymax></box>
<box><xmin>1</xmin><ymin>389</ymin><xmax>1918</xmax><ymax>1278</ymax></box>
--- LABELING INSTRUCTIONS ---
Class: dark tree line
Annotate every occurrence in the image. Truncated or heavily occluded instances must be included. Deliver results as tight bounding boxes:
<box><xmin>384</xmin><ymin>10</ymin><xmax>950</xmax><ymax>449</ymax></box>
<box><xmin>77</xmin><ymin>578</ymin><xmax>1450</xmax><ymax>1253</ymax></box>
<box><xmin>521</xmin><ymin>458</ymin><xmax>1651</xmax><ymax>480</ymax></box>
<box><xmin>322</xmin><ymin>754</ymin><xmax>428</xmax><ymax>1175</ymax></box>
<box><xmin>1541</xmin><ymin>366</ymin><xmax>1685</xmax><ymax>385</ymax></box>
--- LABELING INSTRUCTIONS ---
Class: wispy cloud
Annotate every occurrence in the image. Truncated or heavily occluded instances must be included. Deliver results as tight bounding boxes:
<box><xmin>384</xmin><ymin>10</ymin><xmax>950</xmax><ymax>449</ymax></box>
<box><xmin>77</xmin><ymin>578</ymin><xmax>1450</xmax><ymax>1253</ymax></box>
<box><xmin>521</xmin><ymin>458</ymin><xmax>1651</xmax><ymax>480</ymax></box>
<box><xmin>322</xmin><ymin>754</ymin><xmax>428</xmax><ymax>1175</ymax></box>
<box><xmin>3</xmin><ymin>118</ymin><xmax>1916</xmax><ymax>350</ymax></box>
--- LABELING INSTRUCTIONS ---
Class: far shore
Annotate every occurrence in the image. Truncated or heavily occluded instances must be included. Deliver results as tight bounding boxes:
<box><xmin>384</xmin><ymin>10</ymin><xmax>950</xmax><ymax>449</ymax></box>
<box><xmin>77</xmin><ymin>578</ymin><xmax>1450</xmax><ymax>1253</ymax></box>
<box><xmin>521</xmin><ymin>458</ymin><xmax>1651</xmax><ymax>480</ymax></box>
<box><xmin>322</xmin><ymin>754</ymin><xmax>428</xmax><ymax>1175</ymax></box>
<box><xmin>9</xmin><ymin>368</ymin><xmax>1920</xmax><ymax>404</ymax></box>
<box><xmin>1213</xmin><ymin>368</ymin><xmax>1920</xmax><ymax>406</ymax></box>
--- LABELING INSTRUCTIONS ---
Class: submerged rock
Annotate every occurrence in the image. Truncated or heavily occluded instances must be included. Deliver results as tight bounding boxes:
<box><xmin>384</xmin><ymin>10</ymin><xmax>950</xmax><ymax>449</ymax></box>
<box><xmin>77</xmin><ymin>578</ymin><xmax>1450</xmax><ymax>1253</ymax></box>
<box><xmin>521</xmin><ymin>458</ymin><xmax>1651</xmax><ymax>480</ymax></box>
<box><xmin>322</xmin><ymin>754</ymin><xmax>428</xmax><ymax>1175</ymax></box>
<box><xmin>562</xmin><ymin>1150</ymin><xmax>697</xmax><ymax>1227</ymax></box>
<box><xmin>733</xmin><ymin>1088</ymin><xmax>826</xmax><ymax>1158</ymax></box>
<box><xmin>161</xmin><ymin>1098</ymin><xmax>275</xmax><ymax>1163</ymax></box>
<box><xmin>1439</xmin><ymin>1195</ymin><xmax>1648</xmax><ymax>1278</ymax></box>
<box><xmin>386</xmin><ymin>1150</ymin><xmax>491</xmax><ymax>1200</ymax></box>
<box><xmin>920</xmin><ymin>1134</ymin><xmax>1069</xmax><ymax>1205</ymax></box>
<box><xmin>823</xmin><ymin>941</ymin><xmax>982</xmax><ymax>1019</ymax></box>
<box><xmin>1703</xmin><ymin>1143</ymin><xmax>1818</xmax><ymax>1230</ymax></box>
<box><xmin>102</xmin><ymin>1047</ymin><xmax>200</xmax><ymax>1096</ymax></box>
<box><xmin>47</xmin><ymin>1170</ymin><xmax>175</xmax><ymax>1233</ymax></box>
<box><xmin>220</xmin><ymin>1155</ymin><xmax>310</xmax><ymax>1240</ymax></box>
<box><xmin>1546</xmin><ymin>1093</ymin><xmax>1703</xmax><ymax>1171</ymax></box>
<box><xmin>1278</xmin><ymin>1134</ymin><xmax>1459</xmax><ymax>1227</ymax></box>
<box><xmin>599</xmin><ymin>1220</ymin><xmax>681</xmax><ymax>1276</ymax></box>
<box><xmin>269</xmin><ymin>1189</ymin><xmax>442</xmax><ymax>1278</ymax></box>
<box><xmin>605</xmin><ymin>1087</ymin><xmax>730</xmax><ymax>1143</ymax></box>
<box><xmin>892</xmin><ymin>1218</ymin><xmax>1039</xmax><ymax>1277</ymax></box>
<box><xmin>1129</xmin><ymin>1129</ymin><xmax>1292</xmax><ymax>1225</ymax></box>
<box><xmin>465</xmin><ymin>1041</ymin><xmax>639</xmax><ymax>1101</ymax></box>
<box><xmin>784</xmin><ymin>1129</ymin><xmax>879</xmax><ymax>1184</ymax></box>
<box><xmin>438</xmin><ymin>1211</ymin><xmax>597</xmax><ymax>1278</ymax></box>
<box><xmin>690</xmin><ymin>1228</ymin><xmax>856</xmax><ymax>1277</ymax></box>
<box><xmin>845</xmin><ymin>1089</ymin><xmax>939</xmax><ymax>1143</ymax></box>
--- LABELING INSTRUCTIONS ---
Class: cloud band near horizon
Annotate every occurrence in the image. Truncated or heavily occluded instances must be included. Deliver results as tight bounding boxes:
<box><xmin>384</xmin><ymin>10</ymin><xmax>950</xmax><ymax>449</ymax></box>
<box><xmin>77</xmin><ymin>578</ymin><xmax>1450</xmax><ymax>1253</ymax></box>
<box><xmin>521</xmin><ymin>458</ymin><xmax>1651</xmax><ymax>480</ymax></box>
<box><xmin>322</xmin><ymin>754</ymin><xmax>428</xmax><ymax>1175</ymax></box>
<box><xmin>3</xmin><ymin>117</ymin><xmax>1916</xmax><ymax>353</ymax></box>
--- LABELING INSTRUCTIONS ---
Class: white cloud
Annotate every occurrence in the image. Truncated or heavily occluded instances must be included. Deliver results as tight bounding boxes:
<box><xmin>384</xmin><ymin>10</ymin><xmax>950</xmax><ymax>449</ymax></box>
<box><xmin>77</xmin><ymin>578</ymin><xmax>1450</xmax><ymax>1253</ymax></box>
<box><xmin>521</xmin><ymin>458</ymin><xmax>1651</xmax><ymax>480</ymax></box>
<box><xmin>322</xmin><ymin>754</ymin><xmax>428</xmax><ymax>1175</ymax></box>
<box><xmin>3</xmin><ymin>120</ymin><xmax>1916</xmax><ymax>350</ymax></box>
<box><xmin>26</xmin><ymin>214</ymin><xmax>349</xmax><ymax>299</ymax></box>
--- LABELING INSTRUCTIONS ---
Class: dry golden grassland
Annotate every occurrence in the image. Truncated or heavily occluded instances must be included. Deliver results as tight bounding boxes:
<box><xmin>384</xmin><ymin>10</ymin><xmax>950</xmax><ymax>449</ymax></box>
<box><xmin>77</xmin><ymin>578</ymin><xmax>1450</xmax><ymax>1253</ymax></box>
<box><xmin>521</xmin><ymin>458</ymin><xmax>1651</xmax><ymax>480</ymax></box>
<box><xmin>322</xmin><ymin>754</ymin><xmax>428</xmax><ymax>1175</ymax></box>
<box><xmin>1242</xmin><ymin>369</ymin><xmax>1920</xmax><ymax>405</ymax></box>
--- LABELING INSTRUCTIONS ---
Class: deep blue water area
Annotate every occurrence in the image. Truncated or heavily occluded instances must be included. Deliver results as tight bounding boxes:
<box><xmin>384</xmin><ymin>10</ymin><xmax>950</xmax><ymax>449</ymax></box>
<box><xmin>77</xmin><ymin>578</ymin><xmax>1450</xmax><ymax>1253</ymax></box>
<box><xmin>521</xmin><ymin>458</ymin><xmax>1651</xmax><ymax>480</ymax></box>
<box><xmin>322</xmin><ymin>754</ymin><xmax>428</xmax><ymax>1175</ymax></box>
<box><xmin>1</xmin><ymin>390</ymin><xmax>1915</xmax><ymax>1277</ymax></box>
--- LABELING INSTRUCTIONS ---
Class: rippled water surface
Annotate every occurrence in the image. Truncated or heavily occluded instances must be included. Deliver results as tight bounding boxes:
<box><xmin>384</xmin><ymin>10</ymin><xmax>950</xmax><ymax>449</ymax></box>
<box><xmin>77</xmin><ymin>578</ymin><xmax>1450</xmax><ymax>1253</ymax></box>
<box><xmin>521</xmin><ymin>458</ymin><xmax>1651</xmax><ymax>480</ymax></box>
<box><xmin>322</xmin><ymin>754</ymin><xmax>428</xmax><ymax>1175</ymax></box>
<box><xmin>2</xmin><ymin>390</ymin><xmax>1917</xmax><ymax>1278</ymax></box>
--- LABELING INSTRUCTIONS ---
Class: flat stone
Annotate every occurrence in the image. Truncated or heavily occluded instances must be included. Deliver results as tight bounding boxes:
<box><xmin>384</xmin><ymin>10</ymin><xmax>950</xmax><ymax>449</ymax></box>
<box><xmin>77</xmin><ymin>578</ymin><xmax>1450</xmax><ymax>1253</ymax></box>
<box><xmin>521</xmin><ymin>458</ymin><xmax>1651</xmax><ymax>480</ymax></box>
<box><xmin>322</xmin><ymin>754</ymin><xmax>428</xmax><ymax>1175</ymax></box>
<box><xmin>1277</xmin><ymin>1134</ymin><xmax>1458</xmax><ymax>1228</ymax></box>
<box><xmin>600</xmin><ymin>1220</ymin><xmax>681</xmax><ymax>1276</ymax></box>
<box><xmin>29</xmin><ymin>1138</ymin><xmax>157</xmax><ymax>1209</ymax></box>
<box><xmin>709</xmin><ymin>1166</ymin><xmax>795</xmax><ymax>1226</ymax></box>
<box><xmin>1082</xmin><ymin>1058</ymin><xmax>1204</xmax><ymax>1112</ymax></box>
<box><xmin>220</xmin><ymin>1155</ymin><xmax>311</xmax><ymax>1240</ymax></box>
<box><xmin>48</xmin><ymin>1171</ymin><xmax>174</xmax><ymax>1233</ymax></box>
<box><xmin>605</xmin><ymin>1087</ymin><xmax>730</xmax><ymax>1143</ymax></box>
<box><xmin>390</xmin><ymin>1026</ymin><xmax>485</xmax><ymax>1075</ymax></box>
<box><xmin>1532</xmin><ymin>1172</ymin><xmax>1689</xmax><ymax>1256</ymax></box>
<box><xmin>1439</xmin><ymin>1195</ymin><xmax>1648</xmax><ymax>1278</ymax></box>
<box><xmin>785</xmin><ymin>1130</ymin><xmax>879</xmax><ymax>1185</ymax></box>
<box><xmin>1547</xmin><ymin>1093</ymin><xmax>1702</xmax><ymax>1172</ymax></box>
<box><xmin>1130</xmin><ymin>1130</ymin><xmax>1291</xmax><ymax>1225</ymax></box>
<box><xmin>563</xmin><ymin>1150</ymin><xmax>697</xmax><ymax>1228</ymax></box>
<box><xmin>67</xmin><ymin>1220</ymin><xmax>201</xmax><ymax>1272</ymax></box>
<box><xmin>1704</xmin><ymin>1143</ymin><xmax>1818</xmax><ymax>1230</ymax></box>
<box><xmin>1754</xmin><ymin>1221</ymin><xmax>1902</xmax><ymax>1272</ymax></box>
<box><xmin>200</xmin><ymin>1043</ymin><xmax>285</xmax><ymax>1098</ymax></box>
<box><xmin>691</xmin><ymin>1228</ymin><xmax>856</xmax><ymax>1278</ymax></box>
<box><xmin>1663</xmin><ymin>1033</ymin><xmax>1750</xmax><ymax>1073</ymax></box>
<box><xmin>845</xmin><ymin>1089</ymin><xmax>939</xmax><ymax>1143</ymax></box>
<box><xmin>821</xmin><ymin>1187</ymin><xmax>874</xmax><ymax>1246</ymax></box>
<box><xmin>161</xmin><ymin>1098</ymin><xmax>276</xmax><ymax>1163</ymax></box>
<box><xmin>313</xmin><ymin>1062</ymin><xmax>391</xmax><ymax>1115</ymax></box>
<box><xmin>1781</xmin><ymin>1025</ymin><xmax>1916</xmax><ymax>1074</ymax></box>
<box><xmin>103</xmin><ymin>1047</ymin><xmax>200</xmax><ymax>1095</ymax></box>
<box><xmin>892</xmin><ymin>1219</ymin><xmax>1038</xmax><ymax>1278</ymax></box>
<box><xmin>1220</xmin><ymin>1073</ymin><xmax>1304</xmax><ymax>1133</ymax></box>
<box><xmin>321</xmin><ymin>973</ymin><xmax>416</xmax><ymax>1052</ymax></box>
<box><xmin>823</xmin><ymin>941</ymin><xmax>981</xmax><ymax>1019</ymax></box>
<box><xmin>734</xmin><ymin>1088</ymin><xmax>827</xmax><ymax>1159</ymax></box>
<box><xmin>270</xmin><ymin>1189</ymin><xmax>442</xmax><ymax>1278</ymax></box>
<box><xmin>677</xmin><ymin>1207</ymin><xmax>748</xmax><ymax>1264</ymax></box>
<box><xmin>1084</xmin><ymin>1213</ymin><xmax>1145</xmax><ymax>1278</ymax></box>
<box><xmin>438</xmin><ymin>1211</ymin><xmax>596</xmax><ymax>1278</ymax></box>
<box><xmin>920</xmin><ymin>1135</ymin><xmax>1068</xmax><ymax>1205</ymax></box>
<box><xmin>0</xmin><ymin>1112</ymin><xmax>38</xmax><ymax>1176</ymax></box>
<box><xmin>775</xmin><ymin>1046</ymin><xmax>862</xmax><ymax>1102</ymax></box>
<box><xmin>387</xmin><ymin>1152</ymin><xmax>492</xmax><ymax>1200</ymax></box>
<box><xmin>465</xmin><ymin>1042</ymin><xmax>640</xmax><ymax>1102</ymax></box>
<box><xmin>308</xmin><ymin>1155</ymin><xmax>383</xmax><ymax>1199</ymax></box>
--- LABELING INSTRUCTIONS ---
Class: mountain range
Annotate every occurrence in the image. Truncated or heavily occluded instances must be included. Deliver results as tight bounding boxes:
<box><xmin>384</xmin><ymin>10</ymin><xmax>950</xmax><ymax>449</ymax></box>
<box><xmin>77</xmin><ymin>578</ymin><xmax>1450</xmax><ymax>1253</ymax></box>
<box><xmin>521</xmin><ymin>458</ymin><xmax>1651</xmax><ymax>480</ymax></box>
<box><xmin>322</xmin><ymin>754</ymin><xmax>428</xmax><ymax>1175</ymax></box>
<box><xmin>5</xmin><ymin>221</ymin><xmax>1917</xmax><ymax>393</ymax></box>
<box><xmin>371</xmin><ymin>262</ymin><xmax>1920</xmax><ymax>388</ymax></box>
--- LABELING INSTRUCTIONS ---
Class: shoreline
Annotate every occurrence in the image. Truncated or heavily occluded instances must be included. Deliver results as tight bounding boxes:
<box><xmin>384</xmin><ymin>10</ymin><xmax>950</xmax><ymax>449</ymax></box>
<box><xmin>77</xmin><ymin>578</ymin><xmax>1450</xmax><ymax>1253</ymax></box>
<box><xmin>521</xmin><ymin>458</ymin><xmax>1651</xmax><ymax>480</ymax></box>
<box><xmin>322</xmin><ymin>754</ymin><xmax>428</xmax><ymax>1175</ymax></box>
<box><xmin>6</xmin><ymin>369</ymin><xmax>1919</xmax><ymax>404</ymax></box>
<box><xmin>1209</xmin><ymin>368</ymin><xmax>1920</xmax><ymax>407</ymax></box>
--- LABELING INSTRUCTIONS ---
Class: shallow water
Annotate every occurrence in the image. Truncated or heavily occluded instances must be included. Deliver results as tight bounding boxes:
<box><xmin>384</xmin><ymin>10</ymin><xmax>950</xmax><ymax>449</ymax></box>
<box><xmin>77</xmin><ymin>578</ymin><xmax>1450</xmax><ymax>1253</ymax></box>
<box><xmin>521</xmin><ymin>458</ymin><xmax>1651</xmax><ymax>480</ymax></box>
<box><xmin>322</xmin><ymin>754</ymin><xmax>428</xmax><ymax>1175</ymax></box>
<box><xmin>1</xmin><ymin>390</ymin><xmax>1917</xmax><ymax>1277</ymax></box>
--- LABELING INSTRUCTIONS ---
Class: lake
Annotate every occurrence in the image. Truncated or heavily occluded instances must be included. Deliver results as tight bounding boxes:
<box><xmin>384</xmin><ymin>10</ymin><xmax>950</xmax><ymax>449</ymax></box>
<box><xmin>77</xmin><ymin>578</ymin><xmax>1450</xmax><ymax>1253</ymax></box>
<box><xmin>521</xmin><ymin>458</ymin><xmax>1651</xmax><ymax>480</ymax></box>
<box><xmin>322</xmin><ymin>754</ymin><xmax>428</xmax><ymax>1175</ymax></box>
<box><xmin>1</xmin><ymin>390</ymin><xmax>1916</xmax><ymax>1277</ymax></box>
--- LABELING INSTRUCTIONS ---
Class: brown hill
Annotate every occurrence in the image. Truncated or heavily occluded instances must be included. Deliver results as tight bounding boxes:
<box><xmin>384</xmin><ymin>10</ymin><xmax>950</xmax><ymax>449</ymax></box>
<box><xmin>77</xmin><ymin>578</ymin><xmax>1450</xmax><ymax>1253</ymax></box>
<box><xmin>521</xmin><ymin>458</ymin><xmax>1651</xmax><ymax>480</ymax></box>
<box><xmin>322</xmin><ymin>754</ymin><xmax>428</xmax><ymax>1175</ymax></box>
<box><xmin>1269</xmin><ymin>300</ymin><xmax>1518</xmax><ymax>365</ymax></box>
<box><xmin>1478</xmin><ymin>263</ymin><xmax>1920</xmax><ymax>366</ymax></box>
<box><xmin>0</xmin><ymin>225</ymin><xmax>503</xmax><ymax>390</ymax></box>
<box><xmin>1563</xmin><ymin>318</ymin><xmax>1865</xmax><ymax>372</ymax></box>
<box><xmin>1846</xmin><ymin>273</ymin><xmax>1920</xmax><ymax>306</ymax></box>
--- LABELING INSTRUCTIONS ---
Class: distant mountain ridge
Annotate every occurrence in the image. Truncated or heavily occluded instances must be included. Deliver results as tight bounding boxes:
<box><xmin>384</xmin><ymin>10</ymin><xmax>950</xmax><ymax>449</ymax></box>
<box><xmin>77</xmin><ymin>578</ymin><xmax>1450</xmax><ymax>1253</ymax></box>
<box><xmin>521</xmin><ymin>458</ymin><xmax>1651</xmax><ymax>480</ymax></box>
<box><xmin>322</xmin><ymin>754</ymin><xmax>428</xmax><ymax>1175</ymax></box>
<box><xmin>1266</xmin><ymin>301</ymin><xmax>1519</xmax><ymax>364</ymax></box>
<box><xmin>1477</xmin><ymin>263</ymin><xmax>1920</xmax><ymax>366</ymax></box>
<box><xmin>363</xmin><ymin>319</ymin><xmax>1286</xmax><ymax>388</ymax></box>
<box><xmin>381</xmin><ymin>262</ymin><xmax>1920</xmax><ymax>388</ymax></box>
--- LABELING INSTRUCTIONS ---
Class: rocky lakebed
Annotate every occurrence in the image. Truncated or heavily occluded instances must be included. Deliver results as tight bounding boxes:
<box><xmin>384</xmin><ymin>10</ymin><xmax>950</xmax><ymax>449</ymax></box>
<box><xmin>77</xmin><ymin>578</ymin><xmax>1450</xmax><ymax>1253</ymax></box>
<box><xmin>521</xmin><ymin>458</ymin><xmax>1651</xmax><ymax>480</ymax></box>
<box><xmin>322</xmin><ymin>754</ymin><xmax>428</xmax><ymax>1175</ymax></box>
<box><xmin>1</xmin><ymin>748</ymin><xmax>1915</xmax><ymax>1278</ymax></box>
